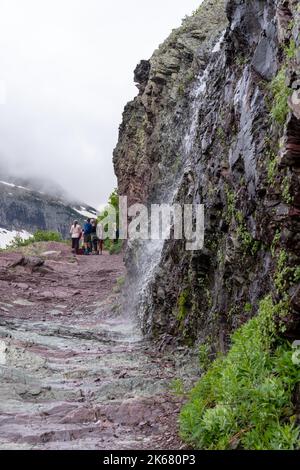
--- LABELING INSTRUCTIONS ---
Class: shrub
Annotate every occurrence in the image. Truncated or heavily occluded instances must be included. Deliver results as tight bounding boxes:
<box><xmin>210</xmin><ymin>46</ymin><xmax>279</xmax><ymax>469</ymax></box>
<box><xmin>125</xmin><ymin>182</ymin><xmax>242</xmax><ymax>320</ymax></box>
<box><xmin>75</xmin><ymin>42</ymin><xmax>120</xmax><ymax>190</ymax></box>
<box><xmin>108</xmin><ymin>239</ymin><xmax>123</xmax><ymax>255</ymax></box>
<box><xmin>9</xmin><ymin>230</ymin><xmax>62</xmax><ymax>248</ymax></box>
<box><xmin>180</xmin><ymin>296</ymin><xmax>300</xmax><ymax>450</ymax></box>
<box><xmin>32</xmin><ymin>230</ymin><xmax>62</xmax><ymax>242</ymax></box>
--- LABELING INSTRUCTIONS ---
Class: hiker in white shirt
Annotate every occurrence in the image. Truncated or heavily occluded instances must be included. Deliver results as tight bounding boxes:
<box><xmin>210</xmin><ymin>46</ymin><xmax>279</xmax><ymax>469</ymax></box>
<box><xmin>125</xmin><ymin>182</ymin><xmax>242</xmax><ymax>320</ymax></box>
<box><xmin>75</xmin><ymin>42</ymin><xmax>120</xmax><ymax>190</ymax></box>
<box><xmin>70</xmin><ymin>220</ymin><xmax>82</xmax><ymax>254</ymax></box>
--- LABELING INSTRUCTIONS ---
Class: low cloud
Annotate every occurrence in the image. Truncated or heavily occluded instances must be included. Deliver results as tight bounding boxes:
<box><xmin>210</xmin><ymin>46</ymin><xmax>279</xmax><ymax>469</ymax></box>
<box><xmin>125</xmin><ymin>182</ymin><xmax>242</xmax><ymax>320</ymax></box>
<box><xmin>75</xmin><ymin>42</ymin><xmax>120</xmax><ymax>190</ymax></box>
<box><xmin>0</xmin><ymin>0</ymin><xmax>201</xmax><ymax>209</ymax></box>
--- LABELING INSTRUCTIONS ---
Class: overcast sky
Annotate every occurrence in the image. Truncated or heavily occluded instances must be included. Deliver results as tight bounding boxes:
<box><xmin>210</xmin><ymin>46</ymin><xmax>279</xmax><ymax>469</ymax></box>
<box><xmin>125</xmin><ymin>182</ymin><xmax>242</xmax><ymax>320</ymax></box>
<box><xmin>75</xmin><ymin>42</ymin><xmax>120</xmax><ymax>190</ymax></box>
<box><xmin>0</xmin><ymin>0</ymin><xmax>202</xmax><ymax>209</ymax></box>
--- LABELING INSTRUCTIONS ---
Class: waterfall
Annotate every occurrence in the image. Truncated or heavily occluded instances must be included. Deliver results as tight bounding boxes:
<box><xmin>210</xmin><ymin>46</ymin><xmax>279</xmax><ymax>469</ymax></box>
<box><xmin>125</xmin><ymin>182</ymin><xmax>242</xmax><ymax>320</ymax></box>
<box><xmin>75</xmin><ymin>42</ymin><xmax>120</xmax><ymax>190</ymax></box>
<box><xmin>129</xmin><ymin>31</ymin><xmax>226</xmax><ymax>333</ymax></box>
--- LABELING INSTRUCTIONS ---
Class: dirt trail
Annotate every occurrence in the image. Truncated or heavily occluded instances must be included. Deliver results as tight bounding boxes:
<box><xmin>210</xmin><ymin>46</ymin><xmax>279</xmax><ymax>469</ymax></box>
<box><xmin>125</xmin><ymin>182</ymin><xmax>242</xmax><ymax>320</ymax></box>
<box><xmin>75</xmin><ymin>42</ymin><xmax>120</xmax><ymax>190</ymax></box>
<box><xmin>0</xmin><ymin>243</ymin><xmax>196</xmax><ymax>449</ymax></box>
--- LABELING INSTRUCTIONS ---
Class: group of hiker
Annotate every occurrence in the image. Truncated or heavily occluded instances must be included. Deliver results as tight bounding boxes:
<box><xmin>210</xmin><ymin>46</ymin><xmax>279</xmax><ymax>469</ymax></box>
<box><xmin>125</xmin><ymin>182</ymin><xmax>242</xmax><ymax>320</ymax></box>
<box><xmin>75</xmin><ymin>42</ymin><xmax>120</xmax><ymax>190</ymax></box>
<box><xmin>70</xmin><ymin>218</ymin><xmax>104</xmax><ymax>255</ymax></box>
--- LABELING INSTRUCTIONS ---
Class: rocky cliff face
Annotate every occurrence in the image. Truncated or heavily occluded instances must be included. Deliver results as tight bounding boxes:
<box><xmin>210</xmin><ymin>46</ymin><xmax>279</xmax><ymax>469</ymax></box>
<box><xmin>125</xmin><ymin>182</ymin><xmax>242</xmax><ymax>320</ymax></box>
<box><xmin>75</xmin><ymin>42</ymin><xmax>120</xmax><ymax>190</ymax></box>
<box><xmin>114</xmin><ymin>0</ymin><xmax>300</xmax><ymax>352</ymax></box>
<box><xmin>0</xmin><ymin>176</ymin><xmax>97</xmax><ymax>240</ymax></box>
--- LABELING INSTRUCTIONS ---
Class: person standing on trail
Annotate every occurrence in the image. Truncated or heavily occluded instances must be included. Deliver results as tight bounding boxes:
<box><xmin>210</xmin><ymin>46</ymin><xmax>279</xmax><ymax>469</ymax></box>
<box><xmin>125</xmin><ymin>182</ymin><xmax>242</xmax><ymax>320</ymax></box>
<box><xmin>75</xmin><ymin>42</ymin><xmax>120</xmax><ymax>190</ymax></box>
<box><xmin>83</xmin><ymin>218</ymin><xmax>92</xmax><ymax>255</ymax></box>
<box><xmin>91</xmin><ymin>219</ymin><xmax>98</xmax><ymax>254</ymax></box>
<box><xmin>96</xmin><ymin>220</ymin><xmax>104</xmax><ymax>255</ymax></box>
<box><xmin>70</xmin><ymin>220</ymin><xmax>82</xmax><ymax>255</ymax></box>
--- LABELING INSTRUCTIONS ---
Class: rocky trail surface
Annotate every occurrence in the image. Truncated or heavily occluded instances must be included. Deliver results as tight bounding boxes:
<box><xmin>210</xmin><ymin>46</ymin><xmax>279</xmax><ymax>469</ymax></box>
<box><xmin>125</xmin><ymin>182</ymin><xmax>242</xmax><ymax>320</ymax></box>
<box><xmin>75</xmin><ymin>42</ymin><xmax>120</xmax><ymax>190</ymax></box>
<box><xmin>0</xmin><ymin>243</ymin><xmax>196</xmax><ymax>449</ymax></box>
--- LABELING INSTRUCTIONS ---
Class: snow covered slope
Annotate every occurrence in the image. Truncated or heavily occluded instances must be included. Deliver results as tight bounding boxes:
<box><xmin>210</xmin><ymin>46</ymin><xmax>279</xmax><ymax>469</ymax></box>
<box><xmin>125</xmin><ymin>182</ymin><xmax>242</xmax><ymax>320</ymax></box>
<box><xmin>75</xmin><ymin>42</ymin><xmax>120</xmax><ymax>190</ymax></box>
<box><xmin>0</xmin><ymin>176</ymin><xmax>98</xmax><ymax>240</ymax></box>
<box><xmin>0</xmin><ymin>228</ymin><xmax>32</xmax><ymax>249</ymax></box>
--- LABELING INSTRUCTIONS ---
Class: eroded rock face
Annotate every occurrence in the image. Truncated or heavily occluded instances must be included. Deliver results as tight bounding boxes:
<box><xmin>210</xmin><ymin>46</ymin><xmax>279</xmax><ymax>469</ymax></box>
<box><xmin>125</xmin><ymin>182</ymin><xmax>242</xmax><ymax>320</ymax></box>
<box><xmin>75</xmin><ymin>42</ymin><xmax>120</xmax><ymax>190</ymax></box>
<box><xmin>114</xmin><ymin>0</ymin><xmax>300</xmax><ymax>349</ymax></box>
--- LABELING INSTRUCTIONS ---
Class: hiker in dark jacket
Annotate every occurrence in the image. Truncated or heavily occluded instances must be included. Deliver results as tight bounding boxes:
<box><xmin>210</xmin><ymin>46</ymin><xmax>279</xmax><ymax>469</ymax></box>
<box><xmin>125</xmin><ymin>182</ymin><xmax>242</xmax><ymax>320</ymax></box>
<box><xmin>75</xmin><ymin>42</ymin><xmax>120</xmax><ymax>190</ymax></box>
<box><xmin>83</xmin><ymin>218</ymin><xmax>92</xmax><ymax>254</ymax></box>
<box><xmin>91</xmin><ymin>219</ymin><xmax>98</xmax><ymax>254</ymax></box>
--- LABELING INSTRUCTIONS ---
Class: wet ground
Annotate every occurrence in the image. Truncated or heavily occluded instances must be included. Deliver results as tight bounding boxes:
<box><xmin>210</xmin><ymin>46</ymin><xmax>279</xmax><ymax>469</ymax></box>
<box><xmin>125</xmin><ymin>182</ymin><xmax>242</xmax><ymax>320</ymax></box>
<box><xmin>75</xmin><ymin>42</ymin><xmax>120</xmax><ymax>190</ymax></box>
<box><xmin>0</xmin><ymin>243</ymin><xmax>197</xmax><ymax>449</ymax></box>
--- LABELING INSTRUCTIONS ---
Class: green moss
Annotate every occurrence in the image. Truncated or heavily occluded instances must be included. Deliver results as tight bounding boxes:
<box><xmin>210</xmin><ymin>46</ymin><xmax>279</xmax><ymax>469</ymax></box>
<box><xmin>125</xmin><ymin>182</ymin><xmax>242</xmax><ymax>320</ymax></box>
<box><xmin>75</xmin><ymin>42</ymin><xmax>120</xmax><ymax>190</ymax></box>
<box><xmin>244</xmin><ymin>302</ymin><xmax>252</xmax><ymax>313</ymax></box>
<box><xmin>177</xmin><ymin>84</ymin><xmax>185</xmax><ymax>96</ymax></box>
<box><xmin>177</xmin><ymin>289</ymin><xmax>190</xmax><ymax>324</ymax></box>
<box><xmin>275</xmin><ymin>249</ymin><xmax>299</xmax><ymax>295</ymax></box>
<box><xmin>235</xmin><ymin>55</ymin><xmax>247</xmax><ymax>67</ymax></box>
<box><xmin>285</xmin><ymin>39</ymin><xmax>297</xmax><ymax>59</ymax></box>
<box><xmin>267</xmin><ymin>153</ymin><xmax>278</xmax><ymax>184</ymax></box>
<box><xmin>180</xmin><ymin>295</ymin><xmax>300</xmax><ymax>450</ymax></box>
<box><xmin>236</xmin><ymin>212</ymin><xmax>260</xmax><ymax>256</ymax></box>
<box><xmin>225</xmin><ymin>186</ymin><xmax>236</xmax><ymax>224</ymax></box>
<box><xmin>270</xmin><ymin>68</ymin><xmax>292</xmax><ymax>125</ymax></box>
<box><xmin>271</xmin><ymin>231</ymin><xmax>281</xmax><ymax>256</ymax></box>
<box><xmin>216</xmin><ymin>126</ymin><xmax>226</xmax><ymax>143</ymax></box>
<box><xmin>282</xmin><ymin>176</ymin><xmax>293</xmax><ymax>204</ymax></box>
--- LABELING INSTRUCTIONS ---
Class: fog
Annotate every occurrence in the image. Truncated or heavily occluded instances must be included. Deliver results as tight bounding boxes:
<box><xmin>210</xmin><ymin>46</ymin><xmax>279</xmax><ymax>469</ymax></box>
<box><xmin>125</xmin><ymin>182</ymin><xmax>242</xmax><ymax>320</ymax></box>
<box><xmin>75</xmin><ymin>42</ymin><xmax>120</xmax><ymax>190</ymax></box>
<box><xmin>0</xmin><ymin>0</ymin><xmax>202</xmax><ymax>209</ymax></box>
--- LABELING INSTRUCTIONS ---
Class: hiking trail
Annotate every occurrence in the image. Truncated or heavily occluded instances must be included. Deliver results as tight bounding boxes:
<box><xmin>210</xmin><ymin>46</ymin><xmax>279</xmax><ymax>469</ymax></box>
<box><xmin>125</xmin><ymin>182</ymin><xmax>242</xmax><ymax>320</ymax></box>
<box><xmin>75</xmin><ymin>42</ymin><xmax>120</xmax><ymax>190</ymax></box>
<box><xmin>0</xmin><ymin>243</ymin><xmax>196</xmax><ymax>449</ymax></box>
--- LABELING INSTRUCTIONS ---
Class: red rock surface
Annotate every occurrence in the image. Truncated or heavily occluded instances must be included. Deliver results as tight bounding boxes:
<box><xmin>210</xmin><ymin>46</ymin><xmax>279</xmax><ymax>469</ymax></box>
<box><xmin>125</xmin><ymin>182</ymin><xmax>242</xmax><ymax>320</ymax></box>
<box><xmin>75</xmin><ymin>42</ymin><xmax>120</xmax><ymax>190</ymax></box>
<box><xmin>0</xmin><ymin>243</ymin><xmax>196</xmax><ymax>449</ymax></box>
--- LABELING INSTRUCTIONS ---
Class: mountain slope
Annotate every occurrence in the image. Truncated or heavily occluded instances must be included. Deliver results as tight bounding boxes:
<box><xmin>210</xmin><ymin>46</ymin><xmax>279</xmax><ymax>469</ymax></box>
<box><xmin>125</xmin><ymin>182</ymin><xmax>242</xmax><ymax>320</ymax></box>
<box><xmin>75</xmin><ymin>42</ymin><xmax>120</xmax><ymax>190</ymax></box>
<box><xmin>0</xmin><ymin>177</ymin><xmax>97</xmax><ymax>244</ymax></box>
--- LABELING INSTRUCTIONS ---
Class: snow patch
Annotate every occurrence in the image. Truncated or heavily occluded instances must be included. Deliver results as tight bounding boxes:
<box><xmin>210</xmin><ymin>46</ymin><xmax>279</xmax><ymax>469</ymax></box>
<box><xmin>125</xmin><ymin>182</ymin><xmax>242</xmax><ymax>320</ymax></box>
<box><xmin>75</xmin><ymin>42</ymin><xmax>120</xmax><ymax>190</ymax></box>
<box><xmin>0</xmin><ymin>228</ymin><xmax>32</xmax><ymax>249</ymax></box>
<box><xmin>0</xmin><ymin>180</ymin><xmax>30</xmax><ymax>191</ymax></box>
<box><xmin>73</xmin><ymin>207</ymin><xmax>98</xmax><ymax>219</ymax></box>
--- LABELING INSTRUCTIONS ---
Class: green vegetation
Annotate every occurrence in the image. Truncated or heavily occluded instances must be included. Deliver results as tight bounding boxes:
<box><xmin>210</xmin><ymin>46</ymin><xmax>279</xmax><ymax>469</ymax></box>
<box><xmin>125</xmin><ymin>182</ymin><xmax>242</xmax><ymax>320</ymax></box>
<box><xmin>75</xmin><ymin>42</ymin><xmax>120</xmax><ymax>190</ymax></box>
<box><xmin>267</xmin><ymin>153</ymin><xmax>278</xmax><ymax>184</ymax></box>
<box><xmin>177</xmin><ymin>84</ymin><xmax>185</xmax><ymax>96</ymax></box>
<box><xmin>275</xmin><ymin>249</ymin><xmax>299</xmax><ymax>295</ymax></box>
<box><xmin>271</xmin><ymin>231</ymin><xmax>281</xmax><ymax>256</ymax></box>
<box><xmin>285</xmin><ymin>39</ymin><xmax>297</xmax><ymax>60</ymax></box>
<box><xmin>215</xmin><ymin>126</ymin><xmax>226</xmax><ymax>144</ymax></box>
<box><xmin>293</xmin><ymin>267</ymin><xmax>300</xmax><ymax>283</ymax></box>
<box><xmin>113</xmin><ymin>275</ymin><xmax>126</xmax><ymax>293</ymax></box>
<box><xmin>225</xmin><ymin>186</ymin><xmax>236</xmax><ymax>224</ymax></box>
<box><xmin>98</xmin><ymin>189</ymin><xmax>123</xmax><ymax>255</ymax></box>
<box><xmin>282</xmin><ymin>176</ymin><xmax>293</xmax><ymax>204</ymax></box>
<box><xmin>170</xmin><ymin>378</ymin><xmax>185</xmax><ymax>397</ymax></box>
<box><xmin>108</xmin><ymin>239</ymin><xmax>123</xmax><ymax>255</ymax></box>
<box><xmin>8</xmin><ymin>230</ymin><xmax>62</xmax><ymax>248</ymax></box>
<box><xmin>270</xmin><ymin>68</ymin><xmax>292</xmax><ymax>125</ymax></box>
<box><xmin>198</xmin><ymin>343</ymin><xmax>210</xmax><ymax>372</ymax></box>
<box><xmin>177</xmin><ymin>289</ymin><xmax>190</xmax><ymax>325</ymax></box>
<box><xmin>235</xmin><ymin>55</ymin><xmax>247</xmax><ymax>67</ymax></box>
<box><xmin>98</xmin><ymin>189</ymin><xmax>119</xmax><ymax>226</ymax></box>
<box><xmin>180</xmin><ymin>295</ymin><xmax>300</xmax><ymax>450</ymax></box>
<box><xmin>236</xmin><ymin>212</ymin><xmax>260</xmax><ymax>256</ymax></box>
<box><xmin>244</xmin><ymin>302</ymin><xmax>252</xmax><ymax>313</ymax></box>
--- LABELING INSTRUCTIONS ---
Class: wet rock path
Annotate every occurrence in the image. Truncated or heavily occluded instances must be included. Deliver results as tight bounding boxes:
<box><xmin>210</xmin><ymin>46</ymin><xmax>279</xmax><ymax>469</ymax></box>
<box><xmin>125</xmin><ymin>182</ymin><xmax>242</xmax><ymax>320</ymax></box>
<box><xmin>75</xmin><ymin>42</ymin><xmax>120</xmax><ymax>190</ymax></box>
<box><xmin>0</xmin><ymin>243</ymin><xmax>195</xmax><ymax>449</ymax></box>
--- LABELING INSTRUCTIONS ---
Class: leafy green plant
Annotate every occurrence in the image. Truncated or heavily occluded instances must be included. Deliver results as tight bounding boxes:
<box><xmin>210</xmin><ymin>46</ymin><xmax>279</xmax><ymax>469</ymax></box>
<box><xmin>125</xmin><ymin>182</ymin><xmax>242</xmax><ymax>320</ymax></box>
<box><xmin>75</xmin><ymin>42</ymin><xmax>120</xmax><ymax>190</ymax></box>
<box><xmin>275</xmin><ymin>250</ymin><xmax>300</xmax><ymax>295</ymax></box>
<box><xmin>293</xmin><ymin>267</ymin><xmax>300</xmax><ymax>283</ymax></box>
<box><xmin>180</xmin><ymin>295</ymin><xmax>300</xmax><ymax>450</ymax></box>
<box><xmin>198</xmin><ymin>343</ymin><xmax>211</xmax><ymax>372</ymax></box>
